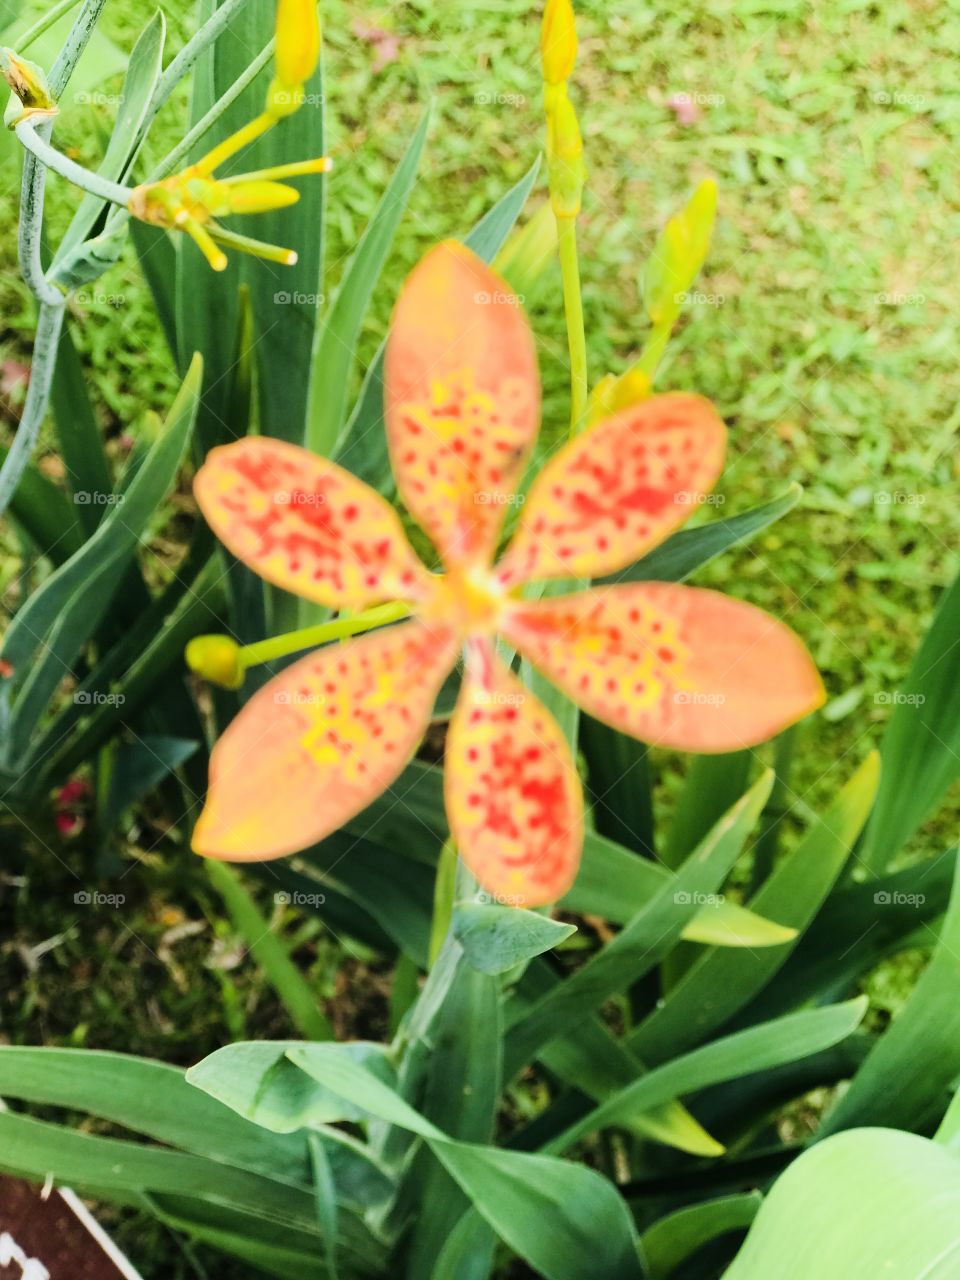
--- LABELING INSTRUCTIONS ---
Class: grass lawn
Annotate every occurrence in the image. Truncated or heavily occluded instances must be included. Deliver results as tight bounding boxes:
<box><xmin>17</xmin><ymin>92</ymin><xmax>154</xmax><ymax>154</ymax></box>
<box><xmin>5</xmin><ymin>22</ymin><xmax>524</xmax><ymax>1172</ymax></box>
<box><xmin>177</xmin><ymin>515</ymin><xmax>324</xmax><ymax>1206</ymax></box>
<box><xmin>1</xmin><ymin>1</ymin><xmax>958</xmax><ymax>1273</ymax></box>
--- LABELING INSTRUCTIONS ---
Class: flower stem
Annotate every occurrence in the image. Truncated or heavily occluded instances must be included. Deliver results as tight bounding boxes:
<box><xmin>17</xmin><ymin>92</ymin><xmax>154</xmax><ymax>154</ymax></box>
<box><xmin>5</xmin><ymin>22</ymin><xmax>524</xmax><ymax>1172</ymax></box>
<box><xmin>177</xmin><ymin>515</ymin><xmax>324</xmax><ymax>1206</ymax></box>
<box><xmin>239</xmin><ymin>601</ymin><xmax>411</xmax><ymax>672</ymax></box>
<box><xmin>429</xmin><ymin>837</ymin><xmax>459</xmax><ymax>969</ymax></box>
<box><xmin>17</xmin><ymin>0</ymin><xmax>83</xmax><ymax>52</ymax></box>
<box><xmin>0</xmin><ymin>303</ymin><xmax>65</xmax><ymax>516</ymax></box>
<box><xmin>558</xmin><ymin>213</ymin><xmax>588</xmax><ymax>437</ymax></box>
<box><xmin>15</xmin><ymin>120</ymin><xmax>133</xmax><ymax>205</ymax></box>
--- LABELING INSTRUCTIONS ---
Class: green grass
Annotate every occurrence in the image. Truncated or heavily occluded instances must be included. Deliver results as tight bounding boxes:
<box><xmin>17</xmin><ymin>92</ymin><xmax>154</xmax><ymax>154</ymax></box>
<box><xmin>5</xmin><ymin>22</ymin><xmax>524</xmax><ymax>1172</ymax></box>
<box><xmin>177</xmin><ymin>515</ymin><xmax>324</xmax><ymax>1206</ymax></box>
<box><xmin>1</xmin><ymin>1</ymin><xmax>959</xmax><ymax>1273</ymax></box>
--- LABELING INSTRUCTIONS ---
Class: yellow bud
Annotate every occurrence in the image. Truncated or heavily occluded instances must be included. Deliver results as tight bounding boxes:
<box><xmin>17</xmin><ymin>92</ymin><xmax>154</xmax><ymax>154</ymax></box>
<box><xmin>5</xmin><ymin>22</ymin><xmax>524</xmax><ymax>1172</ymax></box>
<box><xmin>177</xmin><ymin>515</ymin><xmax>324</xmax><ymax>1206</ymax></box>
<box><xmin>540</xmin><ymin>0</ymin><xmax>577</xmax><ymax>87</ymax></box>
<box><xmin>1</xmin><ymin>47</ymin><xmax>58</xmax><ymax>127</ymax></box>
<box><xmin>275</xmin><ymin>0</ymin><xmax>321</xmax><ymax>90</ymax></box>
<box><xmin>186</xmin><ymin>635</ymin><xmax>245</xmax><ymax>690</ymax></box>
<box><xmin>548</xmin><ymin>90</ymin><xmax>585</xmax><ymax>219</ymax></box>
<box><xmin>222</xmin><ymin>179</ymin><xmax>300</xmax><ymax>214</ymax></box>
<box><xmin>588</xmin><ymin>367</ymin><xmax>652</xmax><ymax>424</ymax></box>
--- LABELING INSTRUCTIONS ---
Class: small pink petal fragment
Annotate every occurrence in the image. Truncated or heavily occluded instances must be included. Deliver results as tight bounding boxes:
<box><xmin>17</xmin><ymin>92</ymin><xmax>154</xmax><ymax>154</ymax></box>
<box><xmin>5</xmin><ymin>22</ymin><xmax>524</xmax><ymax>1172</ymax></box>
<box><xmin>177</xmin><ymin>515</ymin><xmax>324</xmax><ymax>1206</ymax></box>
<box><xmin>495</xmin><ymin>393</ymin><xmax>726</xmax><ymax>588</ymax></box>
<box><xmin>445</xmin><ymin>643</ymin><xmax>583</xmax><ymax>907</ymax></box>
<box><xmin>194</xmin><ymin>437</ymin><xmax>433</xmax><ymax>611</ymax></box>
<box><xmin>351</xmin><ymin>20</ymin><xmax>401</xmax><ymax>73</ymax></box>
<box><xmin>668</xmin><ymin>92</ymin><xmax>701</xmax><ymax>125</ymax></box>
<box><xmin>502</xmin><ymin>583</ymin><xmax>826</xmax><ymax>753</ymax></box>
<box><xmin>193</xmin><ymin>621</ymin><xmax>459</xmax><ymax>861</ymax></box>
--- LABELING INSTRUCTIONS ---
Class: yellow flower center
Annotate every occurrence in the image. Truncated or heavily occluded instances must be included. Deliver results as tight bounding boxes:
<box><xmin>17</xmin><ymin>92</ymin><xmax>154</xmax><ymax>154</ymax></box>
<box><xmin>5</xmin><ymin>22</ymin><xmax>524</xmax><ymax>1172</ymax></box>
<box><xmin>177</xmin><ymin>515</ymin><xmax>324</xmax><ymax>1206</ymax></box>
<box><xmin>422</xmin><ymin>565</ymin><xmax>508</xmax><ymax>638</ymax></box>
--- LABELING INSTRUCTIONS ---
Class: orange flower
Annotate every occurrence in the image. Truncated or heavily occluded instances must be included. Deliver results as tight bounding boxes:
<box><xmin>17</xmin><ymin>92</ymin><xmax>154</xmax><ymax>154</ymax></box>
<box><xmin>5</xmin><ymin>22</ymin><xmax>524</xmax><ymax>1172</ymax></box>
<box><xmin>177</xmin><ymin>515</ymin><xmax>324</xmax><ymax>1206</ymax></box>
<box><xmin>191</xmin><ymin>242</ymin><xmax>824</xmax><ymax>906</ymax></box>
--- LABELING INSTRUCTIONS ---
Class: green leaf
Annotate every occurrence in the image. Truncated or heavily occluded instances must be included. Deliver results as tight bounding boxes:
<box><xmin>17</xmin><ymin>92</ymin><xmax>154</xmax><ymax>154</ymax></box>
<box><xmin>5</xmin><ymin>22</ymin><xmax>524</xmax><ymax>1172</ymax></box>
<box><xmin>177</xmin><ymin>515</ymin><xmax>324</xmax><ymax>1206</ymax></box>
<box><xmin>206</xmin><ymin>861</ymin><xmax>334</xmax><ymax>1041</ymax></box>
<box><xmin>0</xmin><ymin>445</ymin><xmax>83</xmax><ymax>563</ymax></box>
<box><xmin>549</xmin><ymin>999</ymin><xmax>867</xmax><ymax>1153</ymax></box>
<box><xmin>284</xmin><ymin>1048</ymin><xmax>643</xmax><ymax>1280</ymax></box>
<box><xmin>580</xmin><ymin>712</ymin><xmax>655</xmax><ymax>856</ymax></box>
<box><xmin>503</xmin><ymin>772</ymin><xmax>774</xmax><ymax>1077</ymax></box>
<box><xmin>602</xmin><ymin>485</ymin><xmax>802</xmax><ymax>587</ymax></box>
<box><xmin>640</xmin><ymin>1193</ymin><xmax>762</xmax><ymax>1279</ymax></box>
<box><xmin>101</xmin><ymin>735</ymin><xmax>198</xmax><ymax>829</ymax></box>
<box><xmin>643</xmin><ymin>178</ymin><xmax>718</xmax><ymax>329</ymax></box>
<box><xmin>822</xmin><ymin>849</ymin><xmax>960</xmax><ymax>1135</ymax></box>
<box><xmin>454</xmin><ymin>902</ymin><xmax>576</xmax><ymax>975</ymax></box>
<box><xmin>50</xmin><ymin>322</ymin><xmax>113</xmax><ymax>532</ymax></box>
<box><xmin>51</xmin><ymin>8</ymin><xmax>166</xmax><ymax>277</ymax></box>
<box><xmin>739</xmin><ymin>853</ymin><xmax>957</xmax><ymax>1024</ymax></box>
<box><xmin>305</xmin><ymin>107</ymin><xmax>431</xmax><ymax>457</ymax></box>
<box><xmin>681</xmin><ymin>899</ymin><xmax>798</xmax><ymax>947</ymax></box>
<box><xmin>187</xmin><ymin>1041</ymin><xmax>396</xmax><ymax>1134</ymax></box>
<box><xmin>629</xmin><ymin>753</ymin><xmax>880</xmax><ymax>1065</ymax></box>
<box><xmin>0</xmin><ymin>356</ymin><xmax>201</xmax><ymax>760</ymax></box>
<box><xmin>724</xmin><ymin>1129</ymin><xmax>960</xmax><ymax>1280</ymax></box>
<box><xmin>665</xmin><ymin>752</ymin><xmax>752</xmax><ymax>869</ymax></box>
<box><xmin>430</xmin><ymin>1143</ymin><xmax>642</xmax><ymax>1280</ymax></box>
<box><xmin>860</xmin><ymin>568</ymin><xmax>960</xmax><ymax>872</ymax></box>
<box><xmin>0</xmin><ymin>1045</ymin><xmax>308</xmax><ymax>1181</ymax></box>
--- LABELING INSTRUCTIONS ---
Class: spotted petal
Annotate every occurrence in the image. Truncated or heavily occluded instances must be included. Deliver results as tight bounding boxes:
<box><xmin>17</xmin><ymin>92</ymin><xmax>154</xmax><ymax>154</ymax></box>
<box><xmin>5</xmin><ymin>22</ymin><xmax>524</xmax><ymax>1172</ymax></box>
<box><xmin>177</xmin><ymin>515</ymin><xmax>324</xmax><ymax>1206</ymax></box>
<box><xmin>193</xmin><ymin>621</ymin><xmax>459</xmax><ymax>861</ymax></box>
<box><xmin>495</xmin><ymin>393</ymin><xmax>726</xmax><ymax>588</ymax></box>
<box><xmin>194</xmin><ymin>437</ymin><xmax>433</xmax><ymax>611</ymax></box>
<box><xmin>502</xmin><ymin>583</ymin><xmax>825</xmax><ymax>753</ymax></box>
<box><xmin>445</xmin><ymin>641</ymin><xmax>583</xmax><ymax>907</ymax></box>
<box><xmin>385</xmin><ymin>240</ymin><xmax>540</xmax><ymax>570</ymax></box>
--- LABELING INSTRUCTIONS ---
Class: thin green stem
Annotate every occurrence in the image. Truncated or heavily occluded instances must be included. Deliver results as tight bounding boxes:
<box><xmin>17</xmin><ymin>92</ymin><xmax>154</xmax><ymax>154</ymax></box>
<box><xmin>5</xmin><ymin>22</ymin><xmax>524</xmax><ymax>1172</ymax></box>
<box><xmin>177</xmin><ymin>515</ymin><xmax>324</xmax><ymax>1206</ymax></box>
<box><xmin>147</xmin><ymin>36</ymin><xmax>276</xmax><ymax>182</ymax></box>
<box><xmin>17</xmin><ymin>0</ymin><xmax>83</xmax><ymax>52</ymax></box>
<box><xmin>48</xmin><ymin>0</ymin><xmax>107</xmax><ymax>97</ymax></box>
<box><xmin>239</xmin><ymin>601</ymin><xmax>412</xmax><ymax>671</ymax></box>
<box><xmin>0</xmin><ymin>303</ymin><xmax>65</xmax><ymax>516</ymax></box>
<box><xmin>429</xmin><ymin>838</ymin><xmax>459</xmax><ymax>969</ymax></box>
<box><xmin>16</xmin><ymin>120</ymin><xmax>133</xmax><ymax>205</ymax></box>
<box><xmin>139</xmin><ymin>0</ymin><xmax>255</xmax><ymax>144</ymax></box>
<box><xmin>558</xmin><ymin>214</ymin><xmax>588</xmax><ymax>437</ymax></box>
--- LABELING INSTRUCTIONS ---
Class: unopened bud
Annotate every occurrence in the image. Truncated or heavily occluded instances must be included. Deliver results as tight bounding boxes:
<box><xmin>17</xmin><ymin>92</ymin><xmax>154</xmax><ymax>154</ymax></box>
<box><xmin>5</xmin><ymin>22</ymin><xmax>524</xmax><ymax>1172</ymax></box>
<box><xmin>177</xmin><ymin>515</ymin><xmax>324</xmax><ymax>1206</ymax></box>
<box><xmin>274</xmin><ymin>0</ymin><xmax>321</xmax><ymax>91</ymax></box>
<box><xmin>186</xmin><ymin>635</ymin><xmax>245</xmax><ymax>690</ymax></box>
<box><xmin>1</xmin><ymin>47</ymin><xmax>58</xmax><ymax>127</ymax></box>
<box><xmin>548</xmin><ymin>91</ymin><xmax>585</xmax><ymax>219</ymax></box>
<box><xmin>541</xmin><ymin>0</ymin><xmax>577</xmax><ymax>87</ymax></box>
